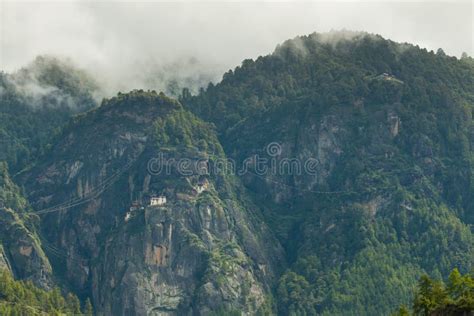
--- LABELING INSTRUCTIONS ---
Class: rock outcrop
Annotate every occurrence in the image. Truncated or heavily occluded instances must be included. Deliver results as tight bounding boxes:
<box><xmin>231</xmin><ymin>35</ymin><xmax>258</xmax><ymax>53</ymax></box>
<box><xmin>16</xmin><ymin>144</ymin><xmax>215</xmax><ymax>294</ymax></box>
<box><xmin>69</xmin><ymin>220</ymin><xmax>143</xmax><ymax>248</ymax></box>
<box><xmin>0</xmin><ymin>163</ymin><xmax>53</xmax><ymax>289</ymax></box>
<box><xmin>20</xmin><ymin>91</ymin><xmax>284</xmax><ymax>314</ymax></box>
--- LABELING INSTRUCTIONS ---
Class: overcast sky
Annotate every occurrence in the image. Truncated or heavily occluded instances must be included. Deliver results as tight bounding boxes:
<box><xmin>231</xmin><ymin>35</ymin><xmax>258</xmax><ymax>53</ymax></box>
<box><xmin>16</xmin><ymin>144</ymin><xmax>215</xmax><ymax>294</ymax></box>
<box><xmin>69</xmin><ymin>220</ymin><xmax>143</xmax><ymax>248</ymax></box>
<box><xmin>1</xmin><ymin>0</ymin><xmax>472</xmax><ymax>94</ymax></box>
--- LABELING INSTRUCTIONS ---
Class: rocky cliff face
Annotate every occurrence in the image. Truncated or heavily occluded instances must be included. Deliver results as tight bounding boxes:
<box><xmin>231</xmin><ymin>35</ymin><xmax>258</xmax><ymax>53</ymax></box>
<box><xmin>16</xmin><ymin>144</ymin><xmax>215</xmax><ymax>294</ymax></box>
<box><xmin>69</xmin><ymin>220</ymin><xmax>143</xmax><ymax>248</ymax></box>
<box><xmin>0</xmin><ymin>163</ymin><xmax>53</xmax><ymax>289</ymax></box>
<box><xmin>95</xmin><ymin>174</ymin><xmax>281</xmax><ymax>315</ymax></box>
<box><xmin>0</xmin><ymin>208</ymin><xmax>53</xmax><ymax>288</ymax></box>
<box><xmin>20</xmin><ymin>90</ymin><xmax>284</xmax><ymax>314</ymax></box>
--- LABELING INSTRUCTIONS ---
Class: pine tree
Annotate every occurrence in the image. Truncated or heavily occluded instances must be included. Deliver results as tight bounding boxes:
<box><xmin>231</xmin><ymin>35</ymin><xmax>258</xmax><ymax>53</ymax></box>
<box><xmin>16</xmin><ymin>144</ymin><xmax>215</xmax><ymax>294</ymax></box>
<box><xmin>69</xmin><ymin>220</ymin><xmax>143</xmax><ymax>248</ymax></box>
<box><xmin>66</xmin><ymin>292</ymin><xmax>81</xmax><ymax>314</ymax></box>
<box><xmin>84</xmin><ymin>298</ymin><xmax>93</xmax><ymax>315</ymax></box>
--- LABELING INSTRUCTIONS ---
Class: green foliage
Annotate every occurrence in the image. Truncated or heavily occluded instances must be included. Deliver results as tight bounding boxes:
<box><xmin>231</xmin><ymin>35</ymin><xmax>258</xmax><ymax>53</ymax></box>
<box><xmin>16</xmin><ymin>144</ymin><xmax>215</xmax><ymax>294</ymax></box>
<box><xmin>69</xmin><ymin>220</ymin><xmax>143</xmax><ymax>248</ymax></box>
<box><xmin>84</xmin><ymin>298</ymin><xmax>93</xmax><ymax>316</ymax></box>
<box><xmin>153</xmin><ymin>108</ymin><xmax>222</xmax><ymax>155</ymax></box>
<box><xmin>0</xmin><ymin>162</ymin><xmax>28</xmax><ymax>211</ymax></box>
<box><xmin>277</xmin><ymin>271</ymin><xmax>318</xmax><ymax>315</ymax></box>
<box><xmin>393</xmin><ymin>268</ymin><xmax>474</xmax><ymax>316</ymax></box>
<box><xmin>0</xmin><ymin>270</ymin><xmax>90</xmax><ymax>315</ymax></box>
<box><xmin>101</xmin><ymin>89</ymin><xmax>180</xmax><ymax>112</ymax></box>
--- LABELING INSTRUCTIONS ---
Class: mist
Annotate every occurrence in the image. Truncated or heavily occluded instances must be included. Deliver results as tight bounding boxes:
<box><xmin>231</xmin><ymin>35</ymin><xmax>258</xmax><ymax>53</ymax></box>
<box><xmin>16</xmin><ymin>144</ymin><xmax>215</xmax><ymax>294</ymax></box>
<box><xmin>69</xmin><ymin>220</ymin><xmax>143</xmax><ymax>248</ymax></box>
<box><xmin>1</xmin><ymin>1</ymin><xmax>472</xmax><ymax>97</ymax></box>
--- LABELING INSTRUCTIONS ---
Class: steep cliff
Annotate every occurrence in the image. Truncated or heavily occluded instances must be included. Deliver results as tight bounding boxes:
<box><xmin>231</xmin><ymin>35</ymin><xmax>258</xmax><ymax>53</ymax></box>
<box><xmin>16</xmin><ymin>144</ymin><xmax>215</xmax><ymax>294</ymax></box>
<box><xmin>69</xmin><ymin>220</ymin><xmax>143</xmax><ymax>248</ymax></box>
<box><xmin>0</xmin><ymin>162</ymin><xmax>53</xmax><ymax>289</ymax></box>
<box><xmin>20</xmin><ymin>90</ymin><xmax>284</xmax><ymax>314</ymax></box>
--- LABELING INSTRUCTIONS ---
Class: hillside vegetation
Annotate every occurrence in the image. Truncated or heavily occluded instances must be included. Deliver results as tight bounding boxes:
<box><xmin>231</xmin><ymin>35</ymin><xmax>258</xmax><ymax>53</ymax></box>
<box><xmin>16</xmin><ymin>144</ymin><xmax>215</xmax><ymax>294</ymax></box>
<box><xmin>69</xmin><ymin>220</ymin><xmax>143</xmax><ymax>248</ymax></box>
<box><xmin>0</xmin><ymin>269</ymin><xmax>91</xmax><ymax>315</ymax></box>
<box><xmin>185</xmin><ymin>31</ymin><xmax>474</xmax><ymax>314</ymax></box>
<box><xmin>394</xmin><ymin>268</ymin><xmax>474</xmax><ymax>316</ymax></box>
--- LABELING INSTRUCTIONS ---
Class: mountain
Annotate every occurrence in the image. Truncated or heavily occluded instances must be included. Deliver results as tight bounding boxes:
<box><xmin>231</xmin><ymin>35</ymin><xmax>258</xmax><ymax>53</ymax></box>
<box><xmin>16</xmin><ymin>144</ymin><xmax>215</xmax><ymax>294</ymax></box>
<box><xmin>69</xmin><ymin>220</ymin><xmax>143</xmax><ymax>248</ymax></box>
<box><xmin>184</xmin><ymin>31</ymin><xmax>474</xmax><ymax>314</ymax></box>
<box><xmin>1</xmin><ymin>31</ymin><xmax>473</xmax><ymax>315</ymax></box>
<box><xmin>18</xmin><ymin>90</ymin><xmax>284</xmax><ymax>315</ymax></box>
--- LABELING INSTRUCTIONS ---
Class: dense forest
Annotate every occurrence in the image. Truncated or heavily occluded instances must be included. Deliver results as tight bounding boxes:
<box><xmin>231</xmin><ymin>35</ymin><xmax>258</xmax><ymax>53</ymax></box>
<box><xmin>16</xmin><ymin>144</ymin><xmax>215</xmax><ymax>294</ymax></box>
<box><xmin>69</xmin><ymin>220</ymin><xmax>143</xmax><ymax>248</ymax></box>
<box><xmin>0</xmin><ymin>269</ymin><xmax>91</xmax><ymax>315</ymax></box>
<box><xmin>394</xmin><ymin>268</ymin><xmax>474</xmax><ymax>316</ymax></box>
<box><xmin>184</xmin><ymin>31</ymin><xmax>474</xmax><ymax>314</ymax></box>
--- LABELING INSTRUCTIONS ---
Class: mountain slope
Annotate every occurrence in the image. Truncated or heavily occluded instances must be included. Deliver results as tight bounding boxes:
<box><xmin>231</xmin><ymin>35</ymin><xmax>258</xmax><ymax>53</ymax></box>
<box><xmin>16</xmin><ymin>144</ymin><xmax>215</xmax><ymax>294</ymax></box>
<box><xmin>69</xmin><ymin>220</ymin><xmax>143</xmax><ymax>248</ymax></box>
<box><xmin>19</xmin><ymin>90</ymin><xmax>284</xmax><ymax>314</ymax></box>
<box><xmin>184</xmin><ymin>31</ymin><xmax>474</xmax><ymax>314</ymax></box>
<box><xmin>0</xmin><ymin>162</ymin><xmax>53</xmax><ymax>289</ymax></box>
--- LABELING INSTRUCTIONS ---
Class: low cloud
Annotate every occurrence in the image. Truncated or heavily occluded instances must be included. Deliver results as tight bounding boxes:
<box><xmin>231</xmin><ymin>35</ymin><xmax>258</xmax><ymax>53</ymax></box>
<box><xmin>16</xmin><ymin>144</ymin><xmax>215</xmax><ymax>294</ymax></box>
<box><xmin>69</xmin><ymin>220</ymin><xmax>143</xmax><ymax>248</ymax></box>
<box><xmin>1</xmin><ymin>1</ymin><xmax>472</xmax><ymax>98</ymax></box>
<box><xmin>1</xmin><ymin>55</ymin><xmax>99</xmax><ymax>110</ymax></box>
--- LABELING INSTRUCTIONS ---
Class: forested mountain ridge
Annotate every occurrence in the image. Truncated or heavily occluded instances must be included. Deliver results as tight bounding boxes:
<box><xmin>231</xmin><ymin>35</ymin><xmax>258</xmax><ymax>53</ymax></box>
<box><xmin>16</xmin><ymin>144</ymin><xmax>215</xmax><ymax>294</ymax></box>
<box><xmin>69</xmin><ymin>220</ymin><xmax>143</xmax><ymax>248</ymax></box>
<box><xmin>184</xmin><ymin>31</ymin><xmax>474</xmax><ymax>314</ymax></box>
<box><xmin>186</xmin><ymin>31</ymin><xmax>473</xmax><ymax>132</ymax></box>
<box><xmin>0</xmin><ymin>55</ymin><xmax>98</xmax><ymax>173</ymax></box>
<box><xmin>0</xmin><ymin>31</ymin><xmax>473</xmax><ymax>315</ymax></box>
